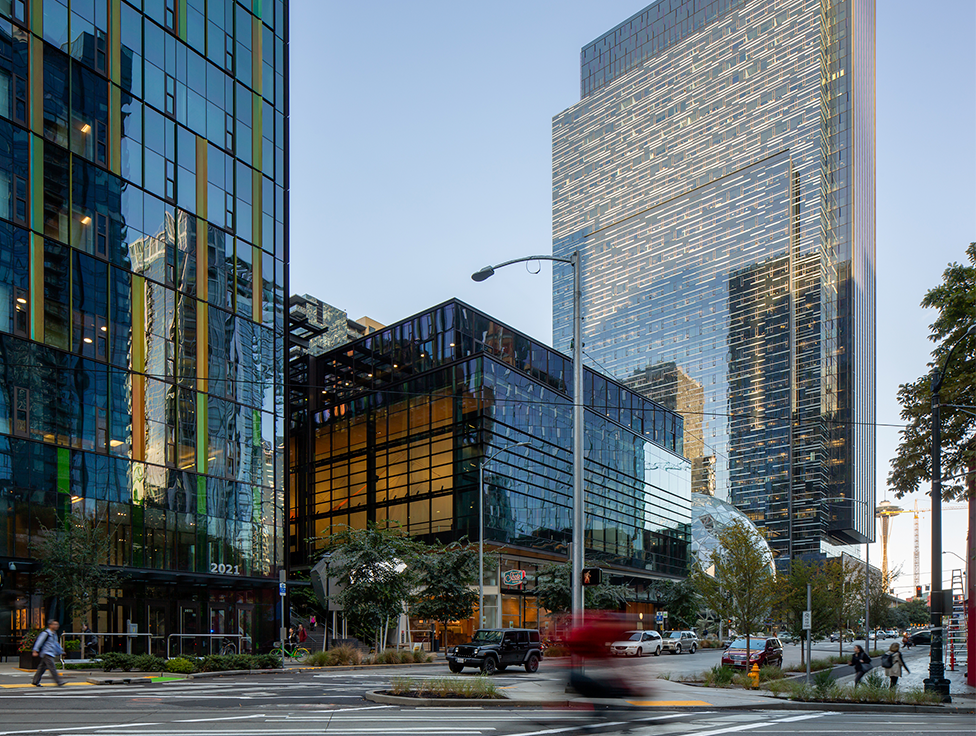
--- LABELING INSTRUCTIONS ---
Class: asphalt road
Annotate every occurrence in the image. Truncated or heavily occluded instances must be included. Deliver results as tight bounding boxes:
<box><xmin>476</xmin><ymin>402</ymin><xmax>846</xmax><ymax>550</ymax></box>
<box><xmin>0</xmin><ymin>666</ymin><xmax>971</xmax><ymax>736</ymax></box>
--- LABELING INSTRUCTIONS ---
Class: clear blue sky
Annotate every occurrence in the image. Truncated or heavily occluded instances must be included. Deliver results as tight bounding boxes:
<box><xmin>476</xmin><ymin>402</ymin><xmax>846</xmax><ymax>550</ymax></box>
<box><xmin>289</xmin><ymin>0</ymin><xmax>976</xmax><ymax>597</ymax></box>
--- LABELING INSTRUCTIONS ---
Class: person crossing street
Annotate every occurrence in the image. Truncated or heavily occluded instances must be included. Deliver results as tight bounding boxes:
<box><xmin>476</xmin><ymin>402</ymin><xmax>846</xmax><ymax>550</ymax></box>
<box><xmin>31</xmin><ymin>620</ymin><xmax>65</xmax><ymax>687</ymax></box>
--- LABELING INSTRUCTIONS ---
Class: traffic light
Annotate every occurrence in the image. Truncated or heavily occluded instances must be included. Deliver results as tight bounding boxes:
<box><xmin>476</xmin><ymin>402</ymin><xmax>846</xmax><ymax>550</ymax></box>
<box><xmin>581</xmin><ymin>568</ymin><xmax>602</xmax><ymax>586</ymax></box>
<box><xmin>915</xmin><ymin>585</ymin><xmax>922</xmax><ymax>599</ymax></box>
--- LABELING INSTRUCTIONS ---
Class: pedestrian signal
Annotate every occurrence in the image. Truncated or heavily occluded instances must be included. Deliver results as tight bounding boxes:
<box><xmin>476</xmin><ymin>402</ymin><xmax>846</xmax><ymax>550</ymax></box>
<box><xmin>581</xmin><ymin>568</ymin><xmax>602</xmax><ymax>586</ymax></box>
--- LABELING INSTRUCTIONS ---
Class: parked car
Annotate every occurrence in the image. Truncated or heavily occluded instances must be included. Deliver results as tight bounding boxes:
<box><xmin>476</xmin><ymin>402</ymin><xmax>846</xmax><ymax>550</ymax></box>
<box><xmin>609</xmin><ymin>630</ymin><xmax>662</xmax><ymax>657</ymax></box>
<box><xmin>446</xmin><ymin>629</ymin><xmax>543</xmax><ymax>675</ymax></box>
<box><xmin>777</xmin><ymin>632</ymin><xmax>799</xmax><ymax>644</ymax></box>
<box><xmin>721</xmin><ymin>636</ymin><xmax>784</xmax><ymax>669</ymax></box>
<box><xmin>910</xmin><ymin>630</ymin><xmax>931</xmax><ymax>646</ymax></box>
<box><xmin>661</xmin><ymin>630</ymin><xmax>699</xmax><ymax>654</ymax></box>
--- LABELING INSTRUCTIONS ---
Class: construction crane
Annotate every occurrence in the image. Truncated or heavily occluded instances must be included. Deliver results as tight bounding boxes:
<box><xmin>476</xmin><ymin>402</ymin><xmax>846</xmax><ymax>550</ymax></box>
<box><xmin>875</xmin><ymin>500</ymin><xmax>967</xmax><ymax>590</ymax></box>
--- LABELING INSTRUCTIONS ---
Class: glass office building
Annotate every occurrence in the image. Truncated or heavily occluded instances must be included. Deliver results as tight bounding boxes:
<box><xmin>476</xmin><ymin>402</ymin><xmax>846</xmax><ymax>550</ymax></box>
<box><xmin>290</xmin><ymin>299</ymin><xmax>691</xmax><ymax>632</ymax></box>
<box><xmin>552</xmin><ymin>0</ymin><xmax>875</xmax><ymax>560</ymax></box>
<box><xmin>0</xmin><ymin>0</ymin><xmax>288</xmax><ymax>654</ymax></box>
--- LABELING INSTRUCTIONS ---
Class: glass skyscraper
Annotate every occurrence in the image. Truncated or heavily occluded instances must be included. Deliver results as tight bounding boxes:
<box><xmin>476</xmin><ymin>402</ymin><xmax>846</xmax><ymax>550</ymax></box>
<box><xmin>0</xmin><ymin>0</ymin><xmax>288</xmax><ymax>653</ymax></box>
<box><xmin>290</xmin><ymin>299</ymin><xmax>691</xmax><ymax>637</ymax></box>
<box><xmin>553</xmin><ymin>0</ymin><xmax>875</xmax><ymax>560</ymax></box>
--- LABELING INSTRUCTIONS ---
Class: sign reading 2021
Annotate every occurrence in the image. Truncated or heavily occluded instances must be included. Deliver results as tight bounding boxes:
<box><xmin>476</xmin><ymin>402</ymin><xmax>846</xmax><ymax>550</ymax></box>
<box><xmin>210</xmin><ymin>563</ymin><xmax>242</xmax><ymax>575</ymax></box>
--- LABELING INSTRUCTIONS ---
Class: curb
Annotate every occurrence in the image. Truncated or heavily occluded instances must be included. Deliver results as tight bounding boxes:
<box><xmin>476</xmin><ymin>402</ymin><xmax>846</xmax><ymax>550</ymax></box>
<box><xmin>365</xmin><ymin>690</ymin><xmax>560</xmax><ymax>708</ymax></box>
<box><xmin>364</xmin><ymin>690</ymin><xmax>974</xmax><ymax>714</ymax></box>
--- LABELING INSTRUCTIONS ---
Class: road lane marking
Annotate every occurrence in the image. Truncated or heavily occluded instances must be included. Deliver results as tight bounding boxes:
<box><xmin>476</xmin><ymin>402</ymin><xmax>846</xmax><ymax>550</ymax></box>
<box><xmin>0</xmin><ymin>723</ymin><xmax>161</xmax><ymax>736</ymax></box>
<box><xmin>175</xmin><ymin>715</ymin><xmax>267</xmax><ymax>723</ymax></box>
<box><xmin>683</xmin><ymin>711</ymin><xmax>834</xmax><ymax>735</ymax></box>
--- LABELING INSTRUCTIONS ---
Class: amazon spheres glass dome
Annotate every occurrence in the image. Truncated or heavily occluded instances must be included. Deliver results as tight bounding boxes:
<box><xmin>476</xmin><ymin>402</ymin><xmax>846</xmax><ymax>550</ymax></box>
<box><xmin>691</xmin><ymin>493</ymin><xmax>775</xmax><ymax>572</ymax></box>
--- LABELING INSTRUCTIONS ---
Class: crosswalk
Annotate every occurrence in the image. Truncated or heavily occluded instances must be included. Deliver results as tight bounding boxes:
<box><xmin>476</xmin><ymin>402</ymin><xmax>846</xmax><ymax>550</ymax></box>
<box><xmin>0</xmin><ymin>707</ymin><xmax>840</xmax><ymax>736</ymax></box>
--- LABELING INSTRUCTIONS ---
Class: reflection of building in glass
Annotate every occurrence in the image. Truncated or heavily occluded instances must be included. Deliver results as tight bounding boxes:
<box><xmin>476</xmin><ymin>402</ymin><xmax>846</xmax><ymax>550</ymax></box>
<box><xmin>553</xmin><ymin>0</ymin><xmax>875</xmax><ymax>561</ymax></box>
<box><xmin>0</xmin><ymin>2</ymin><xmax>288</xmax><ymax>652</ymax></box>
<box><xmin>288</xmin><ymin>293</ymin><xmax>382</xmax><ymax>357</ymax></box>
<box><xmin>289</xmin><ymin>299</ymin><xmax>691</xmax><ymax>638</ymax></box>
<box><xmin>691</xmin><ymin>492</ymin><xmax>773</xmax><ymax>573</ymax></box>
<box><xmin>624</xmin><ymin>362</ymin><xmax>713</xmax><ymax>496</ymax></box>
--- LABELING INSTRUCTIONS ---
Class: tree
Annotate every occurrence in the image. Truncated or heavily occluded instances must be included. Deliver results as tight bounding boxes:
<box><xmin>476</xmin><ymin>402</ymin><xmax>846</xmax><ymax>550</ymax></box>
<box><xmin>323</xmin><ymin>524</ymin><xmax>421</xmax><ymax>651</ymax></box>
<box><xmin>777</xmin><ymin>559</ymin><xmax>839</xmax><ymax>666</ymax></box>
<box><xmin>890</xmin><ymin>598</ymin><xmax>930</xmax><ymax>630</ymax></box>
<box><xmin>35</xmin><ymin>513</ymin><xmax>125</xmax><ymax>624</ymax></box>
<box><xmin>533</xmin><ymin>561</ymin><xmax>630</xmax><ymax>614</ymax></box>
<box><xmin>692</xmin><ymin>520</ymin><xmax>778</xmax><ymax>665</ymax></box>
<box><xmin>889</xmin><ymin>243</ymin><xmax>976</xmax><ymax>501</ymax></box>
<box><xmin>411</xmin><ymin>542</ymin><xmax>479</xmax><ymax>648</ymax></box>
<box><xmin>653</xmin><ymin>579</ymin><xmax>702</xmax><ymax>630</ymax></box>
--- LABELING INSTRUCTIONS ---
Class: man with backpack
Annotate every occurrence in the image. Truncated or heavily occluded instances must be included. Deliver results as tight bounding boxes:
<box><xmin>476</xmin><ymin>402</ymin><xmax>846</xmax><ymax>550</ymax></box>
<box><xmin>31</xmin><ymin>620</ymin><xmax>65</xmax><ymax>687</ymax></box>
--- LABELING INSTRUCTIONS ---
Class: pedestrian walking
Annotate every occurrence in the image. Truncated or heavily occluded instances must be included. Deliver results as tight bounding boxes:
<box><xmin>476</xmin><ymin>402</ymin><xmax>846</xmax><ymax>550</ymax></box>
<box><xmin>31</xmin><ymin>620</ymin><xmax>65</xmax><ymax>687</ymax></box>
<box><xmin>881</xmin><ymin>641</ymin><xmax>909</xmax><ymax>689</ymax></box>
<box><xmin>309</xmin><ymin>614</ymin><xmax>317</xmax><ymax>631</ymax></box>
<box><xmin>849</xmin><ymin>644</ymin><xmax>871</xmax><ymax>687</ymax></box>
<box><xmin>297</xmin><ymin>624</ymin><xmax>307</xmax><ymax>643</ymax></box>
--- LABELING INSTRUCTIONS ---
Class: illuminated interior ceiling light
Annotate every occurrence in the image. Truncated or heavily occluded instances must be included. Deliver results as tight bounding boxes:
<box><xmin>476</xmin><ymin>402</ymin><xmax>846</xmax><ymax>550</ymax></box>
<box><xmin>70</xmin><ymin>495</ymin><xmax>82</xmax><ymax>503</ymax></box>
<box><xmin>80</xmin><ymin>123</ymin><xmax>91</xmax><ymax>134</ymax></box>
<box><xmin>100</xmin><ymin>325</ymin><xmax>108</xmax><ymax>331</ymax></box>
<box><xmin>80</xmin><ymin>215</ymin><xmax>92</xmax><ymax>225</ymax></box>
<box><xmin>109</xmin><ymin>439</ymin><xmax>124</xmax><ymax>447</ymax></box>
<box><xmin>16</xmin><ymin>297</ymin><xmax>26</xmax><ymax>304</ymax></box>
<box><xmin>450</xmin><ymin>343</ymin><xmax>455</xmax><ymax>347</ymax></box>
<box><xmin>83</xmin><ymin>337</ymin><xmax>93</xmax><ymax>343</ymax></box>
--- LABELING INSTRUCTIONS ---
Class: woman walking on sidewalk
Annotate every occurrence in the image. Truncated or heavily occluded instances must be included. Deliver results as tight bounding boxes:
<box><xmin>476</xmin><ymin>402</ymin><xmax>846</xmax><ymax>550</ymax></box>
<box><xmin>882</xmin><ymin>641</ymin><xmax>909</xmax><ymax>689</ymax></box>
<box><xmin>849</xmin><ymin>644</ymin><xmax>872</xmax><ymax>687</ymax></box>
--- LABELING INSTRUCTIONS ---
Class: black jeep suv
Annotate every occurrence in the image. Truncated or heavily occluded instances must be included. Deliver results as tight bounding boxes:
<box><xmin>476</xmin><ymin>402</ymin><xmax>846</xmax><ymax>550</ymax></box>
<box><xmin>447</xmin><ymin>629</ymin><xmax>543</xmax><ymax>675</ymax></box>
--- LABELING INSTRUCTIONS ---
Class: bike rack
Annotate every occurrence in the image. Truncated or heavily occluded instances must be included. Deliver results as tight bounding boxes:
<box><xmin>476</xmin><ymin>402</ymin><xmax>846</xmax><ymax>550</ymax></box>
<box><xmin>166</xmin><ymin>633</ymin><xmax>245</xmax><ymax>660</ymax></box>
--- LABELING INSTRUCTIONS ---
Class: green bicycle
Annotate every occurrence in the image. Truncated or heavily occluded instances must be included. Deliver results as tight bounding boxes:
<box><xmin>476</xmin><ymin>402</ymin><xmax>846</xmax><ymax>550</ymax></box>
<box><xmin>272</xmin><ymin>642</ymin><xmax>310</xmax><ymax>661</ymax></box>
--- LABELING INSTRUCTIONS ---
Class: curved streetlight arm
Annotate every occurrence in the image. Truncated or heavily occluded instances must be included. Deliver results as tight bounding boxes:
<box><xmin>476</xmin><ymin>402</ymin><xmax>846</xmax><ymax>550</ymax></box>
<box><xmin>932</xmin><ymin>323</ymin><xmax>976</xmax><ymax>394</ymax></box>
<box><xmin>471</xmin><ymin>254</ymin><xmax>576</xmax><ymax>282</ymax></box>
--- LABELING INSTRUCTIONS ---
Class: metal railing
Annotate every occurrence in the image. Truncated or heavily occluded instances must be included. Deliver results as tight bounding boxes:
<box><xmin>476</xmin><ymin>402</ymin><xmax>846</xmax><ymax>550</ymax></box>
<box><xmin>166</xmin><ymin>633</ymin><xmax>247</xmax><ymax>660</ymax></box>
<box><xmin>59</xmin><ymin>631</ymin><xmax>159</xmax><ymax>658</ymax></box>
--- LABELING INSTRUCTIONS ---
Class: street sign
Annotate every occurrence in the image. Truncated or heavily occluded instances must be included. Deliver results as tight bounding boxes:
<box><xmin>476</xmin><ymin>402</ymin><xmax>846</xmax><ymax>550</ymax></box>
<box><xmin>655</xmin><ymin>612</ymin><xmax>664</xmax><ymax>624</ymax></box>
<box><xmin>802</xmin><ymin>611</ymin><xmax>811</xmax><ymax>630</ymax></box>
<box><xmin>279</xmin><ymin>582</ymin><xmax>287</xmax><ymax>597</ymax></box>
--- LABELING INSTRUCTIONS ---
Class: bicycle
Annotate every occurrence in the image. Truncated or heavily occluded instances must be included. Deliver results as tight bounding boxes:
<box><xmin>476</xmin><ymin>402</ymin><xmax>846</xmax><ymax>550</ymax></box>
<box><xmin>217</xmin><ymin>639</ymin><xmax>237</xmax><ymax>656</ymax></box>
<box><xmin>272</xmin><ymin>642</ymin><xmax>310</xmax><ymax>661</ymax></box>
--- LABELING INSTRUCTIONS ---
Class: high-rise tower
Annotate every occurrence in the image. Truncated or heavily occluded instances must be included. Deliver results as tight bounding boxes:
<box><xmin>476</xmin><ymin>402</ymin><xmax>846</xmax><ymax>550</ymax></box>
<box><xmin>552</xmin><ymin>0</ymin><xmax>875</xmax><ymax>560</ymax></box>
<box><xmin>0</xmin><ymin>0</ymin><xmax>288</xmax><ymax>648</ymax></box>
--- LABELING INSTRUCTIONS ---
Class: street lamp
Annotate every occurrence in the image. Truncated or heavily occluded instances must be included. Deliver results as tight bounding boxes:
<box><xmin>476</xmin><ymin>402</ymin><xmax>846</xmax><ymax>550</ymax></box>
<box><xmin>926</xmin><ymin>322</ymin><xmax>976</xmax><ymax>702</ymax></box>
<box><xmin>478</xmin><ymin>441</ymin><xmax>531</xmax><ymax>628</ymax></box>
<box><xmin>472</xmin><ymin>251</ymin><xmax>585</xmax><ymax>621</ymax></box>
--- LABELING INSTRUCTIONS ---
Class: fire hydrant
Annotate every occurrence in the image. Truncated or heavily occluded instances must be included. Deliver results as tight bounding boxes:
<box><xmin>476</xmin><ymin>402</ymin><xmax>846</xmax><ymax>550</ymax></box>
<box><xmin>748</xmin><ymin>662</ymin><xmax>760</xmax><ymax>688</ymax></box>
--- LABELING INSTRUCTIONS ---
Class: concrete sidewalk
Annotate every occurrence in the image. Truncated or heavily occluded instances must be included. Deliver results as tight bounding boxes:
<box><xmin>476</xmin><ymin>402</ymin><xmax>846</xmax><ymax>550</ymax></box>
<box><xmin>832</xmin><ymin>644</ymin><xmax>975</xmax><ymax>701</ymax></box>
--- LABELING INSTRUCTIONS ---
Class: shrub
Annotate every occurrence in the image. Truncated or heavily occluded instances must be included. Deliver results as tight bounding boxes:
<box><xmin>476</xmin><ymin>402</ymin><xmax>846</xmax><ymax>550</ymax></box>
<box><xmin>371</xmin><ymin>649</ymin><xmax>401</xmax><ymax>665</ymax></box>
<box><xmin>132</xmin><ymin>654</ymin><xmax>165</xmax><ymax>672</ymax></box>
<box><xmin>327</xmin><ymin>645</ymin><xmax>362</xmax><ymax>666</ymax></box>
<box><xmin>95</xmin><ymin>652</ymin><xmax>135</xmax><ymax>672</ymax></box>
<box><xmin>389</xmin><ymin>676</ymin><xmax>499</xmax><ymax>699</ymax></box>
<box><xmin>411</xmin><ymin>649</ymin><xmax>431</xmax><ymax>663</ymax></box>
<box><xmin>63</xmin><ymin>639</ymin><xmax>81</xmax><ymax>652</ymax></box>
<box><xmin>255</xmin><ymin>653</ymin><xmax>282</xmax><ymax>669</ymax></box>
<box><xmin>813</xmin><ymin>668</ymin><xmax>834</xmax><ymax>696</ymax></box>
<box><xmin>758</xmin><ymin>665</ymin><xmax>785</xmax><ymax>682</ymax></box>
<box><xmin>702</xmin><ymin>665</ymin><xmax>735</xmax><ymax>687</ymax></box>
<box><xmin>165</xmin><ymin>657</ymin><xmax>197</xmax><ymax>674</ymax></box>
<box><xmin>18</xmin><ymin>629</ymin><xmax>41</xmax><ymax>653</ymax></box>
<box><xmin>304</xmin><ymin>650</ymin><xmax>330</xmax><ymax>666</ymax></box>
<box><xmin>543</xmin><ymin>644</ymin><xmax>570</xmax><ymax>657</ymax></box>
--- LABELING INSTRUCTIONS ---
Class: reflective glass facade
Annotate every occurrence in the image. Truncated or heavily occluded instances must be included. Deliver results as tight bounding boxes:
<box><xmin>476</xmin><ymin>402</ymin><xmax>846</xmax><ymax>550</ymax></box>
<box><xmin>553</xmin><ymin>0</ymin><xmax>875</xmax><ymax>560</ymax></box>
<box><xmin>290</xmin><ymin>300</ymin><xmax>691</xmax><ymax>627</ymax></box>
<box><xmin>0</xmin><ymin>0</ymin><xmax>288</xmax><ymax>651</ymax></box>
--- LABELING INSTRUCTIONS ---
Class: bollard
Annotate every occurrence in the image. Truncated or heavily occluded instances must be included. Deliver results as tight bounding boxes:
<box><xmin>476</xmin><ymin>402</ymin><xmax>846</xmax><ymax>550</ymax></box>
<box><xmin>749</xmin><ymin>662</ymin><xmax>760</xmax><ymax>688</ymax></box>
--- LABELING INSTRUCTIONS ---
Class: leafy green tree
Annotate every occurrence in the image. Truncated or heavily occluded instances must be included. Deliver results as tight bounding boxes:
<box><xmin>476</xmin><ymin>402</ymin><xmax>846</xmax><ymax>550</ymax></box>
<box><xmin>692</xmin><ymin>520</ymin><xmax>778</xmax><ymax>664</ymax></box>
<box><xmin>889</xmin><ymin>243</ymin><xmax>976</xmax><ymax>501</ymax></box>
<box><xmin>411</xmin><ymin>542</ymin><xmax>479</xmax><ymax>648</ymax></box>
<box><xmin>777</xmin><ymin>559</ymin><xmax>839</xmax><ymax>666</ymax></box>
<box><xmin>890</xmin><ymin>598</ymin><xmax>930</xmax><ymax>629</ymax></box>
<box><xmin>533</xmin><ymin>561</ymin><xmax>630</xmax><ymax>613</ymax></box>
<box><xmin>35</xmin><ymin>513</ymin><xmax>125</xmax><ymax>624</ymax></box>
<box><xmin>653</xmin><ymin>579</ymin><xmax>702</xmax><ymax>630</ymax></box>
<box><xmin>323</xmin><ymin>524</ymin><xmax>421</xmax><ymax>651</ymax></box>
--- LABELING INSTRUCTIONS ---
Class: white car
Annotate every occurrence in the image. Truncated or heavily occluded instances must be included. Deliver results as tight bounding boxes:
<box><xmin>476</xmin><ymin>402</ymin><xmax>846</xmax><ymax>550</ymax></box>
<box><xmin>609</xmin><ymin>630</ymin><xmax>663</xmax><ymax>657</ymax></box>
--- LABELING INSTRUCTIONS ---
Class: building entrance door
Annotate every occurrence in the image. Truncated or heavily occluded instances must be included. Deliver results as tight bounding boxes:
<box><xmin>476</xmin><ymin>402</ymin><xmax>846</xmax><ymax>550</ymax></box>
<box><xmin>208</xmin><ymin>604</ymin><xmax>231</xmax><ymax>655</ymax></box>
<box><xmin>237</xmin><ymin>605</ymin><xmax>254</xmax><ymax>653</ymax></box>
<box><xmin>179</xmin><ymin>603</ymin><xmax>201</xmax><ymax>657</ymax></box>
<box><xmin>147</xmin><ymin>602</ymin><xmax>169</xmax><ymax>657</ymax></box>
